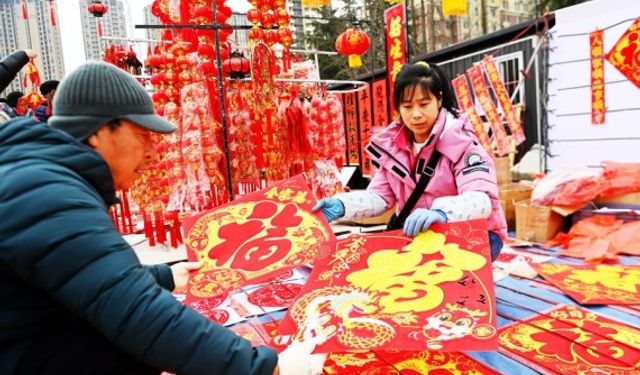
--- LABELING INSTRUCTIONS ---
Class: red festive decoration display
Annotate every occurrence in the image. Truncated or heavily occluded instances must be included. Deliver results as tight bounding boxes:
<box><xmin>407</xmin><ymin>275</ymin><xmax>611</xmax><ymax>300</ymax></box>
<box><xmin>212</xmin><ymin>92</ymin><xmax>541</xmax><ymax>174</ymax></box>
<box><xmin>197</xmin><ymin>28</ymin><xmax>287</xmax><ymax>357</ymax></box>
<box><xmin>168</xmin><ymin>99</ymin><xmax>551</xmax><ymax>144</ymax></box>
<box><xmin>336</xmin><ymin>27</ymin><xmax>371</xmax><ymax>68</ymax></box>
<box><xmin>222</xmin><ymin>51</ymin><xmax>251</xmax><ymax>79</ymax></box>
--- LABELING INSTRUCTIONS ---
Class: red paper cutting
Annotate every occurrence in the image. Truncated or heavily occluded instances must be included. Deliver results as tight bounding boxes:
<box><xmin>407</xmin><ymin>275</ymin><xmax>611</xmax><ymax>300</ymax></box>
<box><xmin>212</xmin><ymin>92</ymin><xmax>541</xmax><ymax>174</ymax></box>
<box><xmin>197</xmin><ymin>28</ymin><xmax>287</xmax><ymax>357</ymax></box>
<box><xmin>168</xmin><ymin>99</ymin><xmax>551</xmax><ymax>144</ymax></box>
<box><xmin>376</xmin><ymin>350</ymin><xmax>500</xmax><ymax>374</ymax></box>
<box><xmin>274</xmin><ymin>220</ymin><xmax>497</xmax><ymax>353</ymax></box>
<box><xmin>182</xmin><ymin>175</ymin><xmax>335</xmax><ymax>302</ymax></box>
<box><xmin>531</xmin><ymin>263</ymin><xmax>640</xmax><ymax>305</ymax></box>
<box><xmin>499</xmin><ymin>304</ymin><xmax>640</xmax><ymax>374</ymax></box>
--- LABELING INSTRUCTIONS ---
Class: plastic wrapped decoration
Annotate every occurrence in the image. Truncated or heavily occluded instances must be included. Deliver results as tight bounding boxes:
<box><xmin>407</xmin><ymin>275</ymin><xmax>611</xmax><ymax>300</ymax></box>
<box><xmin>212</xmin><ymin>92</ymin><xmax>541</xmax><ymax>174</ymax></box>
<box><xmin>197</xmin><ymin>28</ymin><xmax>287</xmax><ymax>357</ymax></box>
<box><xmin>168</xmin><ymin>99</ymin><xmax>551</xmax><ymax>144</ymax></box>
<box><xmin>306</xmin><ymin>160</ymin><xmax>344</xmax><ymax>200</ymax></box>
<box><xmin>227</xmin><ymin>85</ymin><xmax>260</xmax><ymax>194</ymax></box>
<box><xmin>180</xmin><ymin>81</ymin><xmax>227</xmax><ymax>210</ymax></box>
<box><xmin>306</xmin><ymin>93</ymin><xmax>346</xmax><ymax>168</ymax></box>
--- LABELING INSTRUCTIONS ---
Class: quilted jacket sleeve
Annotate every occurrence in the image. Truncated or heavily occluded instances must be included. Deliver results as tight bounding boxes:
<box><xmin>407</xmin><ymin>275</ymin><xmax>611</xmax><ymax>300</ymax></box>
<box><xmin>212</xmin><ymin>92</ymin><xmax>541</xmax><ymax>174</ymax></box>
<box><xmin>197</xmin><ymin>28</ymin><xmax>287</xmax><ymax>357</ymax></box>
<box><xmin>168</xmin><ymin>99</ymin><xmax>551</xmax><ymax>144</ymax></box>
<box><xmin>0</xmin><ymin>51</ymin><xmax>29</xmax><ymax>93</ymax></box>
<box><xmin>143</xmin><ymin>264</ymin><xmax>175</xmax><ymax>291</ymax></box>
<box><xmin>0</xmin><ymin>162</ymin><xmax>277</xmax><ymax>375</ymax></box>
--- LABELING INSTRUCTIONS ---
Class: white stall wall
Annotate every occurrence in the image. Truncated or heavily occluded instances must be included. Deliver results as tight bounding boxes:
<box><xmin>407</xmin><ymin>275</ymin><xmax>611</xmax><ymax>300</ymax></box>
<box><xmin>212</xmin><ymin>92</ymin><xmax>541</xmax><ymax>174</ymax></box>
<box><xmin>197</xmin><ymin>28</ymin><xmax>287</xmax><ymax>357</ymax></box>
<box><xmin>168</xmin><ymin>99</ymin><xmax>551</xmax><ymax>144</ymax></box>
<box><xmin>546</xmin><ymin>0</ymin><xmax>640</xmax><ymax>170</ymax></box>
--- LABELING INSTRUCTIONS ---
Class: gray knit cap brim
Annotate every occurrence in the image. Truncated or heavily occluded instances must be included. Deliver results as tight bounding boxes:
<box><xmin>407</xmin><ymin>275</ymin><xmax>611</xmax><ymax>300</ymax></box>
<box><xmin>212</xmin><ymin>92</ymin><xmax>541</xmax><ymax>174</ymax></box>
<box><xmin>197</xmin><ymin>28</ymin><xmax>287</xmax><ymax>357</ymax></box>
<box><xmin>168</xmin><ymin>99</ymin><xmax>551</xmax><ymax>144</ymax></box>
<box><xmin>49</xmin><ymin>61</ymin><xmax>177</xmax><ymax>141</ymax></box>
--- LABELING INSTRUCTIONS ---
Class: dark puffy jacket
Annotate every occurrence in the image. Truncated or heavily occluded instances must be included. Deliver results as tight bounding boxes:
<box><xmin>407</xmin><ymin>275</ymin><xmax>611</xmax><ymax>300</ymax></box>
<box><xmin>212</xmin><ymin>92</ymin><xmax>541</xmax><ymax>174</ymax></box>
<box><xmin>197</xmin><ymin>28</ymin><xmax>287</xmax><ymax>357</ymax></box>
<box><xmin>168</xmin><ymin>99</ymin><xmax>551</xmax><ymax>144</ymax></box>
<box><xmin>0</xmin><ymin>51</ymin><xmax>29</xmax><ymax>93</ymax></box>
<box><xmin>0</xmin><ymin>118</ymin><xmax>278</xmax><ymax>375</ymax></box>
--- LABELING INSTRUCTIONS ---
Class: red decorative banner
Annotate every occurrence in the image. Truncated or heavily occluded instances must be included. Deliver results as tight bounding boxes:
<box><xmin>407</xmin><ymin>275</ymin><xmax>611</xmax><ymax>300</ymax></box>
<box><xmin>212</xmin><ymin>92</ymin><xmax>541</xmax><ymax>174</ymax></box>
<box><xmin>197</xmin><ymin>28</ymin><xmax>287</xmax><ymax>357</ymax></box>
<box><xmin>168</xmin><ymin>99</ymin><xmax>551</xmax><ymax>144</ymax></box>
<box><xmin>182</xmin><ymin>175</ymin><xmax>336</xmax><ymax>302</ymax></box>
<box><xmin>275</xmin><ymin>221</ymin><xmax>497</xmax><ymax>353</ymax></box>
<box><xmin>467</xmin><ymin>65</ymin><xmax>510</xmax><ymax>156</ymax></box>
<box><xmin>358</xmin><ymin>85</ymin><xmax>373</xmax><ymax>176</ymax></box>
<box><xmin>344</xmin><ymin>92</ymin><xmax>360</xmax><ymax>165</ymax></box>
<box><xmin>590</xmin><ymin>29</ymin><xmax>606</xmax><ymax>125</ymax></box>
<box><xmin>499</xmin><ymin>304</ymin><xmax>640</xmax><ymax>374</ymax></box>
<box><xmin>606</xmin><ymin>18</ymin><xmax>640</xmax><ymax>89</ymax></box>
<box><xmin>482</xmin><ymin>55</ymin><xmax>526</xmax><ymax>145</ymax></box>
<box><xmin>531</xmin><ymin>263</ymin><xmax>640</xmax><ymax>305</ymax></box>
<box><xmin>376</xmin><ymin>350</ymin><xmax>500</xmax><ymax>374</ymax></box>
<box><xmin>451</xmin><ymin>75</ymin><xmax>493</xmax><ymax>154</ymax></box>
<box><xmin>372</xmin><ymin>79</ymin><xmax>389</xmax><ymax>127</ymax></box>
<box><xmin>385</xmin><ymin>3</ymin><xmax>407</xmax><ymax>116</ymax></box>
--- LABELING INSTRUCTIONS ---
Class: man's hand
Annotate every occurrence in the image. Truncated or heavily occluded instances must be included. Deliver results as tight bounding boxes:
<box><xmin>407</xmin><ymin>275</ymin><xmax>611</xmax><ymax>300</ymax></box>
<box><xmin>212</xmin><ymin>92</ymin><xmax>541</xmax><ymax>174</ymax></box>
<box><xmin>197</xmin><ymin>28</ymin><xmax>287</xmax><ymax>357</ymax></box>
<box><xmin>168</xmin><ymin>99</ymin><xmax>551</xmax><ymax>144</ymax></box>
<box><xmin>170</xmin><ymin>261</ymin><xmax>202</xmax><ymax>293</ymax></box>
<box><xmin>24</xmin><ymin>49</ymin><xmax>37</xmax><ymax>60</ymax></box>
<box><xmin>403</xmin><ymin>209</ymin><xmax>447</xmax><ymax>237</ymax></box>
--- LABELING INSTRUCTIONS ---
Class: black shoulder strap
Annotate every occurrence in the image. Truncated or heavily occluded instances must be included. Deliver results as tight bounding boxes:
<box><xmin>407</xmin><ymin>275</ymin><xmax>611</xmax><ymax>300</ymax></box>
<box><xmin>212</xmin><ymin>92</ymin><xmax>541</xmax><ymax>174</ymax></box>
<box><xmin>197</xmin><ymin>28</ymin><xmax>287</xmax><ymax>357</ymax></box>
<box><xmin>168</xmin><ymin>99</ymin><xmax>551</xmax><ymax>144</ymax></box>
<box><xmin>390</xmin><ymin>150</ymin><xmax>442</xmax><ymax>230</ymax></box>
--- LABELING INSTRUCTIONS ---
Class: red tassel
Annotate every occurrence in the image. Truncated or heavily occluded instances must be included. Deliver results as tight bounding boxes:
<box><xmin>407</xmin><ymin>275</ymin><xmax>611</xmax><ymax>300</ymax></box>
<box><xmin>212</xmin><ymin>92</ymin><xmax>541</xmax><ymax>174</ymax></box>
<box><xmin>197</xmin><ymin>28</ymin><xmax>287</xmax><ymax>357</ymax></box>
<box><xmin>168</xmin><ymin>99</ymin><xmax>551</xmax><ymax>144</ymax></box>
<box><xmin>49</xmin><ymin>3</ymin><xmax>56</xmax><ymax>27</ymax></box>
<box><xmin>21</xmin><ymin>1</ymin><xmax>28</xmax><ymax>19</ymax></box>
<box><xmin>97</xmin><ymin>20</ymin><xmax>103</xmax><ymax>37</ymax></box>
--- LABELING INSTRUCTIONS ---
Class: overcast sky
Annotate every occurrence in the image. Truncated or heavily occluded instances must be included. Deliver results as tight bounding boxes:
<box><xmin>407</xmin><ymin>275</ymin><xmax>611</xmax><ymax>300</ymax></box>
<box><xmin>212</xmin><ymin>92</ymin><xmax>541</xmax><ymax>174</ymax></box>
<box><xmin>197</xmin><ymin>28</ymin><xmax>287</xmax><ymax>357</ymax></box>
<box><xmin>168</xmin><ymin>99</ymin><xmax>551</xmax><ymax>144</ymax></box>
<box><xmin>57</xmin><ymin>0</ymin><xmax>251</xmax><ymax>73</ymax></box>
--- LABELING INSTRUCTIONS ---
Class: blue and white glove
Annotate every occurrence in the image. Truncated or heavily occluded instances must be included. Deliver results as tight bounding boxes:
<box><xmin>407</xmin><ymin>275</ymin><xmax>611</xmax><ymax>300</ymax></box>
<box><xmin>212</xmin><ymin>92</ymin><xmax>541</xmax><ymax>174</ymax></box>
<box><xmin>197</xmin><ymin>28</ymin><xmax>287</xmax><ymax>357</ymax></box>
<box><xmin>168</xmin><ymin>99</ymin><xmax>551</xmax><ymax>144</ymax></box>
<box><xmin>312</xmin><ymin>198</ymin><xmax>345</xmax><ymax>223</ymax></box>
<box><xmin>403</xmin><ymin>208</ymin><xmax>448</xmax><ymax>237</ymax></box>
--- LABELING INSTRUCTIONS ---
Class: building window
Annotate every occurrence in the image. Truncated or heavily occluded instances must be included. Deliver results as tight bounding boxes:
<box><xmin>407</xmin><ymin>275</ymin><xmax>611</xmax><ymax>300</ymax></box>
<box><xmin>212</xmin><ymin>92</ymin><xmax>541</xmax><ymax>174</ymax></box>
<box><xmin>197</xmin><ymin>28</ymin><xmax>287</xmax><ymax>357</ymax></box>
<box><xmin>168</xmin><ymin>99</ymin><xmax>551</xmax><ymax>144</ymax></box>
<box><xmin>494</xmin><ymin>51</ymin><xmax>525</xmax><ymax>105</ymax></box>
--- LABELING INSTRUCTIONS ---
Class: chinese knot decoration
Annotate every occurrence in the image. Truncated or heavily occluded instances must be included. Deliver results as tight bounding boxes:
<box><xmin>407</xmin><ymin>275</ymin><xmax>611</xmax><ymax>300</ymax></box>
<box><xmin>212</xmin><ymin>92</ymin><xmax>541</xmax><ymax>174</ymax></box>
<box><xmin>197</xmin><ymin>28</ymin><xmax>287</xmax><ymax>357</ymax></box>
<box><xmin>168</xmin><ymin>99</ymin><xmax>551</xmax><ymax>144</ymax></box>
<box><xmin>87</xmin><ymin>0</ymin><xmax>108</xmax><ymax>37</ymax></box>
<box><xmin>335</xmin><ymin>27</ymin><xmax>371</xmax><ymax>68</ymax></box>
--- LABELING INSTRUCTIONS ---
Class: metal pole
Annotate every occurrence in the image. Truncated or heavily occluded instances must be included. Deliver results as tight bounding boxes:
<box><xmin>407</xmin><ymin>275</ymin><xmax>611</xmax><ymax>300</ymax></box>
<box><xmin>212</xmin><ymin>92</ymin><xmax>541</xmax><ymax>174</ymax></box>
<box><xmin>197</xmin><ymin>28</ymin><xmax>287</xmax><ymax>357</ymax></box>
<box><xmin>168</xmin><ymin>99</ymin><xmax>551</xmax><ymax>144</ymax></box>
<box><xmin>210</xmin><ymin>2</ymin><xmax>235</xmax><ymax>200</ymax></box>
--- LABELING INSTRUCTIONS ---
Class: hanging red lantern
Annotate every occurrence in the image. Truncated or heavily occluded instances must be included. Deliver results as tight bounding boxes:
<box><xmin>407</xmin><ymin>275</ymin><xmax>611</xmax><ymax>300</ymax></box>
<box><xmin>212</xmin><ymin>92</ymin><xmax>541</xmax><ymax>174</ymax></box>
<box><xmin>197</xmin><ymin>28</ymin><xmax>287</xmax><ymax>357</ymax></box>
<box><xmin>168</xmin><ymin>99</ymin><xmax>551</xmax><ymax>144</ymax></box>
<box><xmin>88</xmin><ymin>0</ymin><xmax>107</xmax><ymax>37</ymax></box>
<box><xmin>194</xmin><ymin>5</ymin><xmax>213</xmax><ymax>22</ymax></box>
<box><xmin>248</xmin><ymin>27</ymin><xmax>265</xmax><ymax>42</ymax></box>
<box><xmin>222</xmin><ymin>51</ymin><xmax>251</xmax><ymax>79</ymax></box>
<box><xmin>88</xmin><ymin>0</ymin><xmax>107</xmax><ymax>17</ymax></box>
<box><xmin>278</xmin><ymin>28</ymin><xmax>293</xmax><ymax>48</ymax></box>
<box><xmin>260</xmin><ymin>10</ymin><xmax>276</xmax><ymax>29</ymax></box>
<box><xmin>247</xmin><ymin>8</ymin><xmax>261</xmax><ymax>25</ymax></box>
<box><xmin>276</xmin><ymin>8</ymin><xmax>290</xmax><ymax>27</ymax></box>
<box><xmin>335</xmin><ymin>27</ymin><xmax>371</xmax><ymax>68</ymax></box>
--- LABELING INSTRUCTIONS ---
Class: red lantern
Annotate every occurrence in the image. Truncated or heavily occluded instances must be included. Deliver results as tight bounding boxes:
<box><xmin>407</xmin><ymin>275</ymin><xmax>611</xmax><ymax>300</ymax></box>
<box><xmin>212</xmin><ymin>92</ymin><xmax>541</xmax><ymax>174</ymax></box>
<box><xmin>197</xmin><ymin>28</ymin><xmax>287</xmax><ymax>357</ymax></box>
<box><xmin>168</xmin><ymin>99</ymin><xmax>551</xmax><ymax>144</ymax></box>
<box><xmin>222</xmin><ymin>51</ymin><xmax>251</xmax><ymax>79</ymax></box>
<box><xmin>248</xmin><ymin>27</ymin><xmax>264</xmax><ymax>42</ymax></box>
<box><xmin>260</xmin><ymin>10</ymin><xmax>276</xmax><ymax>28</ymax></box>
<box><xmin>247</xmin><ymin>8</ymin><xmax>261</xmax><ymax>25</ymax></box>
<box><xmin>276</xmin><ymin>8</ymin><xmax>290</xmax><ymax>27</ymax></box>
<box><xmin>87</xmin><ymin>0</ymin><xmax>107</xmax><ymax>17</ymax></box>
<box><xmin>335</xmin><ymin>28</ymin><xmax>371</xmax><ymax>68</ymax></box>
<box><xmin>278</xmin><ymin>28</ymin><xmax>293</xmax><ymax>48</ymax></box>
<box><xmin>194</xmin><ymin>5</ymin><xmax>213</xmax><ymax>22</ymax></box>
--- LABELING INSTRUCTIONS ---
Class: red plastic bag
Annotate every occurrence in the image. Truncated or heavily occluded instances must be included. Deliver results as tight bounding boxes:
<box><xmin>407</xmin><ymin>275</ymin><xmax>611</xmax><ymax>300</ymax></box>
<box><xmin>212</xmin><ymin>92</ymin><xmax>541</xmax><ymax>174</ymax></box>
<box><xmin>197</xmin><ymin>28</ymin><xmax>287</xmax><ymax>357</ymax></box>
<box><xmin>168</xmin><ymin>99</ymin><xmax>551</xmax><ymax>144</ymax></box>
<box><xmin>598</xmin><ymin>161</ymin><xmax>640</xmax><ymax>198</ymax></box>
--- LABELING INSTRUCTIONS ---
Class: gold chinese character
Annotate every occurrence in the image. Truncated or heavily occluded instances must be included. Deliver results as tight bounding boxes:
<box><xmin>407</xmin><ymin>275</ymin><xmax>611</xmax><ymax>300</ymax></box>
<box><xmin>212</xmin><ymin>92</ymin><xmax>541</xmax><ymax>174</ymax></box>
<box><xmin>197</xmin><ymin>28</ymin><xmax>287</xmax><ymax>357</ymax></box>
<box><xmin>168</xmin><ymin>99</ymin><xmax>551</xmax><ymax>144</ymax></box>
<box><xmin>389</xmin><ymin>16</ymin><xmax>402</xmax><ymax>38</ymax></box>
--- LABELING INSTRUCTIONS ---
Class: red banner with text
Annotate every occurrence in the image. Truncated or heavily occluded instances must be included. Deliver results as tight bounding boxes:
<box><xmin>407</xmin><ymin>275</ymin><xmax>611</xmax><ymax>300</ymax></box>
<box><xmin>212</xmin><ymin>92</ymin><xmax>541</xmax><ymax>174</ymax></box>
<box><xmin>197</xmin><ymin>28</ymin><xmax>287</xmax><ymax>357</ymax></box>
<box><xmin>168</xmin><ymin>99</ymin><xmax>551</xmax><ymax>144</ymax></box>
<box><xmin>385</xmin><ymin>3</ymin><xmax>407</xmax><ymax>115</ymax></box>
<box><xmin>482</xmin><ymin>55</ymin><xmax>526</xmax><ymax>144</ymax></box>
<box><xmin>467</xmin><ymin>65</ymin><xmax>510</xmax><ymax>156</ymax></box>
<box><xmin>344</xmin><ymin>92</ymin><xmax>360</xmax><ymax>165</ymax></box>
<box><xmin>590</xmin><ymin>29</ymin><xmax>606</xmax><ymax>125</ymax></box>
<box><xmin>358</xmin><ymin>85</ymin><xmax>373</xmax><ymax>175</ymax></box>
<box><xmin>451</xmin><ymin>75</ymin><xmax>493</xmax><ymax>154</ymax></box>
<box><xmin>372</xmin><ymin>79</ymin><xmax>389</xmax><ymax>127</ymax></box>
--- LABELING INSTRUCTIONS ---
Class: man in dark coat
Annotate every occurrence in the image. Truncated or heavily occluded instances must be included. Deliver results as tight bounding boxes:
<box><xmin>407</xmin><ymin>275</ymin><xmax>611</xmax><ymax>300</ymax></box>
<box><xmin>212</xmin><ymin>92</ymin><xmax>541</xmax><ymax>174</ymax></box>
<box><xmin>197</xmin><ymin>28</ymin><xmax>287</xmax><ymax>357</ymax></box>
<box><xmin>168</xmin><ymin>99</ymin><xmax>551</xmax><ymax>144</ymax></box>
<box><xmin>0</xmin><ymin>49</ymin><xmax>37</xmax><ymax>93</ymax></box>
<box><xmin>0</xmin><ymin>62</ymin><xmax>285</xmax><ymax>375</ymax></box>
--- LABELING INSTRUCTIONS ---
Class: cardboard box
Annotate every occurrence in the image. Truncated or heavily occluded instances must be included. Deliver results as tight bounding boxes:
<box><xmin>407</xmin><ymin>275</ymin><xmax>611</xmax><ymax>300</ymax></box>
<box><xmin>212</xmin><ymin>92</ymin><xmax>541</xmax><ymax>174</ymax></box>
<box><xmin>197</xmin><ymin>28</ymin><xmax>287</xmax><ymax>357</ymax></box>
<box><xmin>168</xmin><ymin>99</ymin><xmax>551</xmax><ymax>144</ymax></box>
<box><xmin>495</xmin><ymin>156</ymin><xmax>511</xmax><ymax>186</ymax></box>
<box><xmin>594</xmin><ymin>192</ymin><xmax>640</xmax><ymax>207</ymax></box>
<box><xmin>499</xmin><ymin>183</ymin><xmax>533</xmax><ymax>230</ymax></box>
<box><xmin>515</xmin><ymin>200</ymin><xmax>564</xmax><ymax>243</ymax></box>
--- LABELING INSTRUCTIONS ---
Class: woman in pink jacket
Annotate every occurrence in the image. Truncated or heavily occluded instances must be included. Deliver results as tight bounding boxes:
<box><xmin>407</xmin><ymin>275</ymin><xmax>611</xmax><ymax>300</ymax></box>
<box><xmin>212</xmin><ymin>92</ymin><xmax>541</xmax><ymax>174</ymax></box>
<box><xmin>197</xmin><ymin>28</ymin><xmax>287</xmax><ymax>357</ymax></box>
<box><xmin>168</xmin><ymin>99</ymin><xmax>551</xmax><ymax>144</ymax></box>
<box><xmin>314</xmin><ymin>62</ymin><xmax>507</xmax><ymax>260</ymax></box>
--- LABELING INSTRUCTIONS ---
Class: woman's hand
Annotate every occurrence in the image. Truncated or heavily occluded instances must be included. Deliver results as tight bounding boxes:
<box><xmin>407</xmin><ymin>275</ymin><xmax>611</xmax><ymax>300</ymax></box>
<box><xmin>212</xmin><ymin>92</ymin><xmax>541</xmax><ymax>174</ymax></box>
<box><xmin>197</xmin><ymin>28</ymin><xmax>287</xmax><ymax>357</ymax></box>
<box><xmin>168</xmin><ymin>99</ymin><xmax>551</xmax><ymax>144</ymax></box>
<box><xmin>312</xmin><ymin>198</ymin><xmax>345</xmax><ymax>223</ymax></box>
<box><xmin>170</xmin><ymin>261</ymin><xmax>202</xmax><ymax>293</ymax></box>
<box><xmin>403</xmin><ymin>209</ymin><xmax>447</xmax><ymax>236</ymax></box>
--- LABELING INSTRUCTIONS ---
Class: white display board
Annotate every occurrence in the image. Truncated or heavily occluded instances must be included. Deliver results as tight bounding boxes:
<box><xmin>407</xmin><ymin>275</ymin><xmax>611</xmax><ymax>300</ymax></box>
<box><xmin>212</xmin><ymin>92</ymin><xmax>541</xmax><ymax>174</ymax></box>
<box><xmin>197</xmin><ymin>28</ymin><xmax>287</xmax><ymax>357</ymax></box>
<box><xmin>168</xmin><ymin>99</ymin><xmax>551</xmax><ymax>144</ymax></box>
<box><xmin>546</xmin><ymin>0</ymin><xmax>640</xmax><ymax>170</ymax></box>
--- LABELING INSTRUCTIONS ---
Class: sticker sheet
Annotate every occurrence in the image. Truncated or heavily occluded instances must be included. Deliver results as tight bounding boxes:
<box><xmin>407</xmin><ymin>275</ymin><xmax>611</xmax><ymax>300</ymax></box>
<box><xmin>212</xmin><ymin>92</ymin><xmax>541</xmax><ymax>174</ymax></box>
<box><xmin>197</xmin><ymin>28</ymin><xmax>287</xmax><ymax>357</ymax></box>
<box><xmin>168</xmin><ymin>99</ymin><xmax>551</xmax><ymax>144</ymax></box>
<box><xmin>275</xmin><ymin>221</ymin><xmax>497</xmax><ymax>353</ymax></box>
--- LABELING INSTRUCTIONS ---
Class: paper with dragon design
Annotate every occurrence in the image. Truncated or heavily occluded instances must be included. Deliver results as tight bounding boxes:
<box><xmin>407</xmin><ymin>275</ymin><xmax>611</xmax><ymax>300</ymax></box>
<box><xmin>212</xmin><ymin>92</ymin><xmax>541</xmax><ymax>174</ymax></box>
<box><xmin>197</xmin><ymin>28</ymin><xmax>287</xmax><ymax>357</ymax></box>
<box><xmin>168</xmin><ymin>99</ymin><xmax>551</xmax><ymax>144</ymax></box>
<box><xmin>182</xmin><ymin>175</ymin><xmax>335</xmax><ymax>302</ymax></box>
<box><xmin>499</xmin><ymin>304</ymin><xmax>640</xmax><ymax>374</ymax></box>
<box><xmin>323</xmin><ymin>350</ymin><xmax>499</xmax><ymax>374</ymax></box>
<box><xmin>274</xmin><ymin>220</ymin><xmax>497</xmax><ymax>353</ymax></box>
<box><xmin>531</xmin><ymin>263</ymin><xmax>640</xmax><ymax>305</ymax></box>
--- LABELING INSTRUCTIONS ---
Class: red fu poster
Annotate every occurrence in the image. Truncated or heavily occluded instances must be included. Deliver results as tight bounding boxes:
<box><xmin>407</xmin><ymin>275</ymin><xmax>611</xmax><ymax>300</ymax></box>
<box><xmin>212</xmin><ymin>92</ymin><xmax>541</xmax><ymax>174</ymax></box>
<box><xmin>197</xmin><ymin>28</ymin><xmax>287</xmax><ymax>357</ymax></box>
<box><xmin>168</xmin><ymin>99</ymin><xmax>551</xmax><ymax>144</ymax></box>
<box><xmin>182</xmin><ymin>175</ymin><xmax>336</xmax><ymax>302</ymax></box>
<box><xmin>274</xmin><ymin>221</ymin><xmax>497</xmax><ymax>353</ymax></box>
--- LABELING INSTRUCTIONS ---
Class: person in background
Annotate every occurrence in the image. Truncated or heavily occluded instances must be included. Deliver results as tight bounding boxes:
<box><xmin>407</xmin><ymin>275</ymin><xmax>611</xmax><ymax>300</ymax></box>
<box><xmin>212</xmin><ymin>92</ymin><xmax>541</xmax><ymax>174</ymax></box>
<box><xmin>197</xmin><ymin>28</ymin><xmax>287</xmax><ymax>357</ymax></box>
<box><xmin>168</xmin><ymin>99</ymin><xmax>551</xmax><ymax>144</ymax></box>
<box><xmin>15</xmin><ymin>95</ymin><xmax>32</xmax><ymax>117</ymax></box>
<box><xmin>0</xmin><ymin>61</ymin><xmax>322</xmax><ymax>375</ymax></box>
<box><xmin>0</xmin><ymin>49</ymin><xmax>37</xmax><ymax>93</ymax></box>
<box><xmin>34</xmin><ymin>79</ymin><xmax>59</xmax><ymax>123</ymax></box>
<box><xmin>4</xmin><ymin>90</ymin><xmax>24</xmax><ymax>118</ymax></box>
<box><xmin>314</xmin><ymin>62</ymin><xmax>507</xmax><ymax>260</ymax></box>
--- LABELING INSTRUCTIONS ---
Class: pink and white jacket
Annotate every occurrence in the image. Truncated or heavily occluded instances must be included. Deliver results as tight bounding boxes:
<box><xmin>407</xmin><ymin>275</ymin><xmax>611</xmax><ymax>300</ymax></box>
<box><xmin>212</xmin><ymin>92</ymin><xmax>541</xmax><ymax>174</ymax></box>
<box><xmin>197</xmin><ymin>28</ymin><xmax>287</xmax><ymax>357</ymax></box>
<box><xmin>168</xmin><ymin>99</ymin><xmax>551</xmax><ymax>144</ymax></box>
<box><xmin>336</xmin><ymin>109</ymin><xmax>508</xmax><ymax>239</ymax></box>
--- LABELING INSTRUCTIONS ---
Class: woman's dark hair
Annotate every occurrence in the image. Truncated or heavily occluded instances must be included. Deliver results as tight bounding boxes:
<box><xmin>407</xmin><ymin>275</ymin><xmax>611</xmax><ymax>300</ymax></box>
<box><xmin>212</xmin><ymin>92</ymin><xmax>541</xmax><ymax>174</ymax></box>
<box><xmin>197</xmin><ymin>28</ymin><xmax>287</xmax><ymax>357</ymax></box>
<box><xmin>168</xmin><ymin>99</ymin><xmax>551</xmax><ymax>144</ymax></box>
<box><xmin>393</xmin><ymin>62</ymin><xmax>459</xmax><ymax>118</ymax></box>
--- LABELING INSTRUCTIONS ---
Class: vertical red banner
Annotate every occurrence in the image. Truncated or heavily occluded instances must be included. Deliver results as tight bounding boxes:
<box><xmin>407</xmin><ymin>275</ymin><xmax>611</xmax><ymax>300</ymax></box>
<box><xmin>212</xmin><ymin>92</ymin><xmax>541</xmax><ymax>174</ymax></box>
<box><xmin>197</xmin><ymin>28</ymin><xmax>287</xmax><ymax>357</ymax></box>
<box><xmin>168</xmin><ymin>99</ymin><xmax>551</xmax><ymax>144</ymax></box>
<box><xmin>372</xmin><ymin>79</ymin><xmax>389</xmax><ymax>127</ymax></box>
<box><xmin>344</xmin><ymin>92</ymin><xmax>360</xmax><ymax>165</ymax></box>
<box><xmin>358</xmin><ymin>85</ymin><xmax>373</xmax><ymax>176</ymax></box>
<box><xmin>451</xmin><ymin>75</ymin><xmax>493</xmax><ymax>154</ymax></box>
<box><xmin>482</xmin><ymin>55</ymin><xmax>526</xmax><ymax>145</ymax></box>
<box><xmin>467</xmin><ymin>65</ymin><xmax>510</xmax><ymax>156</ymax></box>
<box><xmin>385</xmin><ymin>3</ymin><xmax>407</xmax><ymax>116</ymax></box>
<box><xmin>590</xmin><ymin>29</ymin><xmax>605</xmax><ymax>125</ymax></box>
